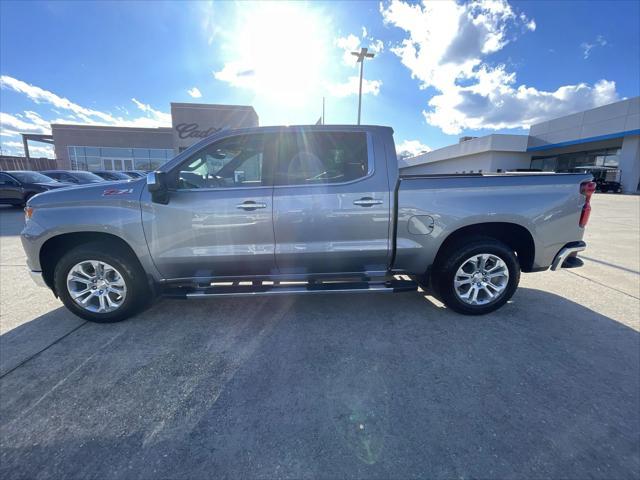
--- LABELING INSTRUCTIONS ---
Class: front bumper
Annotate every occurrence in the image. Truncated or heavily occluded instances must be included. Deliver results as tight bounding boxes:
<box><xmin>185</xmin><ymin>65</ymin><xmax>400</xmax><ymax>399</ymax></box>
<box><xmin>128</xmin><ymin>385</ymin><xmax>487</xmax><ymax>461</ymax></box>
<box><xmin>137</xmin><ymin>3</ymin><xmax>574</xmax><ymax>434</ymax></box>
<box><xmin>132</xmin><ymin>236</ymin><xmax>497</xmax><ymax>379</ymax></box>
<box><xmin>550</xmin><ymin>241</ymin><xmax>586</xmax><ymax>271</ymax></box>
<box><xmin>28</xmin><ymin>269</ymin><xmax>47</xmax><ymax>288</ymax></box>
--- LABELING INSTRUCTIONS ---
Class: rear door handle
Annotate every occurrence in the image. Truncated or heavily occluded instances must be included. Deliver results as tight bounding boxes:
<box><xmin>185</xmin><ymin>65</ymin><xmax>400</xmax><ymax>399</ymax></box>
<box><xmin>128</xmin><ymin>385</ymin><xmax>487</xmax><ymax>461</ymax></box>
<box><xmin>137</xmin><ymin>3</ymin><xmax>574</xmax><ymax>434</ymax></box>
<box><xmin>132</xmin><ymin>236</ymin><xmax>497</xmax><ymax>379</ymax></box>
<box><xmin>353</xmin><ymin>197</ymin><xmax>383</xmax><ymax>207</ymax></box>
<box><xmin>236</xmin><ymin>201</ymin><xmax>267</xmax><ymax>211</ymax></box>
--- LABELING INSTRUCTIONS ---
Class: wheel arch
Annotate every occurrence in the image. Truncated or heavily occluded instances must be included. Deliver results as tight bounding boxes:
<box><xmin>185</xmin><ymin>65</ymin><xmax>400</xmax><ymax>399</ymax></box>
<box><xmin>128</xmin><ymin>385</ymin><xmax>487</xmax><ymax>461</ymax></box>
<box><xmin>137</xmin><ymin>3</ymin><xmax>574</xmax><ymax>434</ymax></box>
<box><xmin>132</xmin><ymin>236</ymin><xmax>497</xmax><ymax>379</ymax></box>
<box><xmin>40</xmin><ymin>232</ymin><xmax>146</xmax><ymax>294</ymax></box>
<box><xmin>433</xmin><ymin>222</ymin><xmax>536</xmax><ymax>272</ymax></box>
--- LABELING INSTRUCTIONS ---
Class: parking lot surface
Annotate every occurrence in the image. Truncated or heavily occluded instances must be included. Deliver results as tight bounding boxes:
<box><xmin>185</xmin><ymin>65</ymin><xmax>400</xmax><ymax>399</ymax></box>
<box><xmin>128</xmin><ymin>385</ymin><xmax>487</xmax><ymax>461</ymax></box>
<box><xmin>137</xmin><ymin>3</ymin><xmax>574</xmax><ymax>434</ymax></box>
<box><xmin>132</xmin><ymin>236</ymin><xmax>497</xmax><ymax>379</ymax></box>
<box><xmin>1</xmin><ymin>194</ymin><xmax>639</xmax><ymax>479</ymax></box>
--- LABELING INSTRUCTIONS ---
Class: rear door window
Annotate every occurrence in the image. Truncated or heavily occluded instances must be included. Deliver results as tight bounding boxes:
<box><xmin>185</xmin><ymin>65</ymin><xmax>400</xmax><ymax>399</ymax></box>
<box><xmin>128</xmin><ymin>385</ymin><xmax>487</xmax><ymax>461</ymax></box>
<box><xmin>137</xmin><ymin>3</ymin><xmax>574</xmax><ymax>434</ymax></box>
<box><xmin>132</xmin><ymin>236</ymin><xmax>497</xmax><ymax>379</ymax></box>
<box><xmin>274</xmin><ymin>131</ymin><xmax>369</xmax><ymax>186</ymax></box>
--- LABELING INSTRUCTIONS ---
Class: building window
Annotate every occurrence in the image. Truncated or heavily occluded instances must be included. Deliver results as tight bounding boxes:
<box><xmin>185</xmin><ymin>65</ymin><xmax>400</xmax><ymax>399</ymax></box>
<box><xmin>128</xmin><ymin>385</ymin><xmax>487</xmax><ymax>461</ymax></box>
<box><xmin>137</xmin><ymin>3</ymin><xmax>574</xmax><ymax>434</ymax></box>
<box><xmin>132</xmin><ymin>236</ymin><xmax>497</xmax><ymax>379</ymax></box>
<box><xmin>531</xmin><ymin>147</ymin><xmax>622</xmax><ymax>172</ymax></box>
<box><xmin>68</xmin><ymin>146</ymin><xmax>174</xmax><ymax>171</ymax></box>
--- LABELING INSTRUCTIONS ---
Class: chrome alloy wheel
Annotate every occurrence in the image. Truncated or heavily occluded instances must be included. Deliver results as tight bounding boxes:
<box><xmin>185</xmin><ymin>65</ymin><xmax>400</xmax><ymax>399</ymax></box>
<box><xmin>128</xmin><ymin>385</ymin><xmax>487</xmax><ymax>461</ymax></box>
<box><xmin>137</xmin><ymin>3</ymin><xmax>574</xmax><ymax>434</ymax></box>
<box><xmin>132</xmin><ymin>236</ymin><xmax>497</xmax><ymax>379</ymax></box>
<box><xmin>66</xmin><ymin>260</ymin><xmax>127</xmax><ymax>313</ymax></box>
<box><xmin>454</xmin><ymin>253</ymin><xmax>509</xmax><ymax>306</ymax></box>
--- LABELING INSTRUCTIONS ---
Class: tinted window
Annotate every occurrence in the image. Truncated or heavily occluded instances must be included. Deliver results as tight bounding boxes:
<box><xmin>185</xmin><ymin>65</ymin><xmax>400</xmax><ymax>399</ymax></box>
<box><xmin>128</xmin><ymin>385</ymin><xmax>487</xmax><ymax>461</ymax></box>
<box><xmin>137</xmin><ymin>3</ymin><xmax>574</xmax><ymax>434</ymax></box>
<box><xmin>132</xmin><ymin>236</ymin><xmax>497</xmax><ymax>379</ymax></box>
<box><xmin>72</xmin><ymin>171</ymin><xmax>104</xmax><ymax>182</ymax></box>
<box><xmin>274</xmin><ymin>132</ymin><xmax>368</xmax><ymax>186</ymax></box>
<box><xmin>0</xmin><ymin>173</ymin><xmax>17</xmax><ymax>185</ymax></box>
<box><xmin>60</xmin><ymin>173</ymin><xmax>79</xmax><ymax>183</ymax></box>
<box><xmin>101</xmin><ymin>171</ymin><xmax>130</xmax><ymax>180</ymax></box>
<box><xmin>9</xmin><ymin>172</ymin><xmax>55</xmax><ymax>183</ymax></box>
<box><xmin>175</xmin><ymin>135</ymin><xmax>265</xmax><ymax>189</ymax></box>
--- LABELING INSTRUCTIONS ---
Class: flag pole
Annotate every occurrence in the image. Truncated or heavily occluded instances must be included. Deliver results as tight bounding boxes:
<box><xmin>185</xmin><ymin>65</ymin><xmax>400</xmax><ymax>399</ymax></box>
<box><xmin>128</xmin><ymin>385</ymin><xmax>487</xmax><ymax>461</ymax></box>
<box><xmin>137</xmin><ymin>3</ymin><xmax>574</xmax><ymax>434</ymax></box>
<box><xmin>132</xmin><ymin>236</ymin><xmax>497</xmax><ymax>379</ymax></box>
<box><xmin>322</xmin><ymin>97</ymin><xmax>325</xmax><ymax>125</ymax></box>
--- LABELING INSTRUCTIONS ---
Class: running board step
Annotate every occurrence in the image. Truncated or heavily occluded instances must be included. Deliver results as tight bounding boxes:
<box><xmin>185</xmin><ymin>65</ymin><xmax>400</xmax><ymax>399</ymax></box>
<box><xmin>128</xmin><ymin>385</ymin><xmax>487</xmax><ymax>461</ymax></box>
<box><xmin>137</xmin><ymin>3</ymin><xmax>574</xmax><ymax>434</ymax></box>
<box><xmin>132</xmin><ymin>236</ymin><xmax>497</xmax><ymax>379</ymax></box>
<box><xmin>163</xmin><ymin>279</ymin><xmax>417</xmax><ymax>299</ymax></box>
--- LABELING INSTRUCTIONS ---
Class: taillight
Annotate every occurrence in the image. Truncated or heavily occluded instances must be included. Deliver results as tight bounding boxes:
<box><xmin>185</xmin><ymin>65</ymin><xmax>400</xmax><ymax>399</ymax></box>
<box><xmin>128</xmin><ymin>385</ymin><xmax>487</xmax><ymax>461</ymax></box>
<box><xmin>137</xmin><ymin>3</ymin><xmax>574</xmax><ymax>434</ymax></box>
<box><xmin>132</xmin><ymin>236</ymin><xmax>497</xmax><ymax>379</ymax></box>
<box><xmin>579</xmin><ymin>181</ymin><xmax>596</xmax><ymax>227</ymax></box>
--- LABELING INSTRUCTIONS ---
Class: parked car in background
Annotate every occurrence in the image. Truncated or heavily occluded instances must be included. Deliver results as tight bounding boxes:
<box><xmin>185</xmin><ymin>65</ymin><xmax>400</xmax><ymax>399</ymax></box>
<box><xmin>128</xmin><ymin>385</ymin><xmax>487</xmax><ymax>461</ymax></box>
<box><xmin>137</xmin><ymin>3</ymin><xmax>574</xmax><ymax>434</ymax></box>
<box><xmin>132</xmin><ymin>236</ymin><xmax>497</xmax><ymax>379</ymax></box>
<box><xmin>122</xmin><ymin>170</ymin><xmax>148</xmax><ymax>179</ymax></box>
<box><xmin>42</xmin><ymin>170</ymin><xmax>105</xmax><ymax>185</ymax></box>
<box><xmin>0</xmin><ymin>170</ymin><xmax>71</xmax><ymax>207</ymax></box>
<box><xmin>570</xmin><ymin>166</ymin><xmax>622</xmax><ymax>193</ymax></box>
<box><xmin>21</xmin><ymin>125</ymin><xmax>595</xmax><ymax>323</ymax></box>
<box><xmin>92</xmin><ymin>170</ymin><xmax>132</xmax><ymax>181</ymax></box>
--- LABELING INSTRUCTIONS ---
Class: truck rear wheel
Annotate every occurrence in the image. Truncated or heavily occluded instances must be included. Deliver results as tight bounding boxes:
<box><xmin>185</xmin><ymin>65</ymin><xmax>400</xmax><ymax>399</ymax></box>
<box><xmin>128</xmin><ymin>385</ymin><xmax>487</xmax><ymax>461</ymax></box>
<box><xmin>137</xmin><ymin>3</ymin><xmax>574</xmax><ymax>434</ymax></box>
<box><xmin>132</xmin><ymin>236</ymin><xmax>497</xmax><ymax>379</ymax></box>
<box><xmin>432</xmin><ymin>237</ymin><xmax>520</xmax><ymax>315</ymax></box>
<box><xmin>54</xmin><ymin>242</ymin><xmax>151</xmax><ymax>323</ymax></box>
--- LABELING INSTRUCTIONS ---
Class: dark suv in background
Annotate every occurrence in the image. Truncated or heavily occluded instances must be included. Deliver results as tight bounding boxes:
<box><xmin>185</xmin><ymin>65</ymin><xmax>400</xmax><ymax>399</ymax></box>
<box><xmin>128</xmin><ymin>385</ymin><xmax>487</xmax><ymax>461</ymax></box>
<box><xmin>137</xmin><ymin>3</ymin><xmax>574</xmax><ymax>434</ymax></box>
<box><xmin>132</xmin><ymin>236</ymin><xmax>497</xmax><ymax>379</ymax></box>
<box><xmin>122</xmin><ymin>170</ymin><xmax>148</xmax><ymax>179</ymax></box>
<box><xmin>92</xmin><ymin>170</ymin><xmax>132</xmax><ymax>181</ymax></box>
<box><xmin>0</xmin><ymin>171</ymin><xmax>71</xmax><ymax>207</ymax></box>
<box><xmin>42</xmin><ymin>170</ymin><xmax>105</xmax><ymax>185</ymax></box>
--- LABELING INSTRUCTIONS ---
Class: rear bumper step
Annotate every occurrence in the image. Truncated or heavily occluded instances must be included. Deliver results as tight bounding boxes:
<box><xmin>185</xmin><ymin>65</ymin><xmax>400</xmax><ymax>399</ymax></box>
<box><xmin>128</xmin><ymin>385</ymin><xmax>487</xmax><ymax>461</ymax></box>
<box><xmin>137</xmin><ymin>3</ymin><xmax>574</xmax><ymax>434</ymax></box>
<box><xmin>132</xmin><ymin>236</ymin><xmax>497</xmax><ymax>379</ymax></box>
<box><xmin>551</xmin><ymin>241</ymin><xmax>586</xmax><ymax>271</ymax></box>
<box><xmin>162</xmin><ymin>278</ymin><xmax>417</xmax><ymax>299</ymax></box>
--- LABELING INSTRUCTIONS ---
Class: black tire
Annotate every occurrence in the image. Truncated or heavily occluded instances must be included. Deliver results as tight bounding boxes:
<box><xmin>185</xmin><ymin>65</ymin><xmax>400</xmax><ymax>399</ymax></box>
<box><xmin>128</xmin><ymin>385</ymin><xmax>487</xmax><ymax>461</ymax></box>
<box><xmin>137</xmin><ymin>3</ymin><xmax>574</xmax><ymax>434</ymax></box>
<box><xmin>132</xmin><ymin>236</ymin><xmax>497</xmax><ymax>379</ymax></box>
<box><xmin>431</xmin><ymin>237</ymin><xmax>520</xmax><ymax>315</ymax></box>
<box><xmin>54</xmin><ymin>242</ymin><xmax>151</xmax><ymax>323</ymax></box>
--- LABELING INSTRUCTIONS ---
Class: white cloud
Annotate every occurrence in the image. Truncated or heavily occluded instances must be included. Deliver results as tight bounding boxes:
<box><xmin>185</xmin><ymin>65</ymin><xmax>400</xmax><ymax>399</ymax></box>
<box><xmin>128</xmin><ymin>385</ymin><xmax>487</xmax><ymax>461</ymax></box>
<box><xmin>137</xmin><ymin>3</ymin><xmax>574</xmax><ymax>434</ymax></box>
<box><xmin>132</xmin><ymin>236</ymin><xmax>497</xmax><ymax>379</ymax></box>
<box><xmin>0</xmin><ymin>112</ymin><xmax>50</xmax><ymax>134</ymax></box>
<box><xmin>427</xmin><ymin>73</ymin><xmax>618</xmax><ymax>133</ymax></box>
<box><xmin>1</xmin><ymin>75</ymin><xmax>170</xmax><ymax>128</ymax></box>
<box><xmin>335</xmin><ymin>30</ymin><xmax>384</xmax><ymax>66</ymax></box>
<box><xmin>326</xmin><ymin>77</ymin><xmax>382</xmax><ymax>97</ymax></box>
<box><xmin>1</xmin><ymin>75</ymin><xmax>171</xmax><ymax>135</ymax></box>
<box><xmin>1</xmin><ymin>75</ymin><xmax>116</xmax><ymax>124</ymax></box>
<box><xmin>581</xmin><ymin>35</ymin><xmax>607</xmax><ymax>59</ymax></box>
<box><xmin>200</xmin><ymin>1</ymin><xmax>222</xmax><ymax>46</ymax></box>
<box><xmin>214</xmin><ymin>61</ymin><xmax>258</xmax><ymax>90</ymax></box>
<box><xmin>336</xmin><ymin>34</ymin><xmax>361</xmax><ymax>65</ymax></box>
<box><xmin>1</xmin><ymin>75</ymin><xmax>173</xmax><ymax>157</ymax></box>
<box><xmin>130</xmin><ymin>98</ymin><xmax>172</xmax><ymax>124</ymax></box>
<box><xmin>381</xmin><ymin>0</ymin><xmax>619</xmax><ymax>134</ymax></box>
<box><xmin>187</xmin><ymin>87</ymin><xmax>202</xmax><ymax>98</ymax></box>
<box><xmin>396</xmin><ymin>139</ymin><xmax>432</xmax><ymax>160</ymax></box>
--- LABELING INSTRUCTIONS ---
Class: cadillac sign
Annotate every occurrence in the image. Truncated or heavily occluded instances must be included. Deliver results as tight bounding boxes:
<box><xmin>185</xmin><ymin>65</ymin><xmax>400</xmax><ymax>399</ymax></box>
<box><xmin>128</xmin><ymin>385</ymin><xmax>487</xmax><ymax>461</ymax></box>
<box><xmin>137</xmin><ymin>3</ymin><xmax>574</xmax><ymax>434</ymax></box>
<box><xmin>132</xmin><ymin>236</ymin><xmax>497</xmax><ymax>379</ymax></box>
<box><xmin>174</xmin><ymin>123</ymin><xmax>222</xmax><ymax>140</ymax></box>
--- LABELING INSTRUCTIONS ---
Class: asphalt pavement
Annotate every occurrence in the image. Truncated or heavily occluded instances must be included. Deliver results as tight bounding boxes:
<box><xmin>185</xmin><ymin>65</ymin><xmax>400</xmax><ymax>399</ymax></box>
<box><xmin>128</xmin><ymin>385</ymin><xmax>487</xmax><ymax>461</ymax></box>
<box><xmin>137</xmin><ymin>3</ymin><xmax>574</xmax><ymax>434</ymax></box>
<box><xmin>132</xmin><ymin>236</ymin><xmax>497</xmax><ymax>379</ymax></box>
<box><xmin>1</xmin><ymin>194</ymin><xmax>638</xmax><ymax>479</ymax></box>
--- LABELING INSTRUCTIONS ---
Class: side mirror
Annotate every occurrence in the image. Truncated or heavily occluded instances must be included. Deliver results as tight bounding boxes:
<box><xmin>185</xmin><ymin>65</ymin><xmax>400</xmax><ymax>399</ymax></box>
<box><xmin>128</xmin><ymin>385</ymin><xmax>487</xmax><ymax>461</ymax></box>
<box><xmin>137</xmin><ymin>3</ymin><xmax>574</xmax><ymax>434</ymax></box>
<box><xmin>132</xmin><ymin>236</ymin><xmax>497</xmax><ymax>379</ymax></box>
<box><xmin>147</xmin><ymin>171</ymin><xmax>169</xmax><ymax>204</ymax></box>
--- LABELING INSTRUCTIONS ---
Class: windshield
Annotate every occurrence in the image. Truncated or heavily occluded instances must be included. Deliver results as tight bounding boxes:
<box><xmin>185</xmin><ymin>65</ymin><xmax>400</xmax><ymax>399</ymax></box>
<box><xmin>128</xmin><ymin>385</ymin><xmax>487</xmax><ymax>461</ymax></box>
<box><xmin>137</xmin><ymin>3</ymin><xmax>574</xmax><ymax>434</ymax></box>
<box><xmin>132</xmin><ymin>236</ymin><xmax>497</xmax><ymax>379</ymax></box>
<box><xmin>73</xmin><ymin>171</ymin><xmax>104</xmax><ymax>182</ymax></box>
<box><xmin>105</xmin><ymin>172</ymin><xmax>132</xmax><ymax>180</ymax></box>
<box><xmin>10</xmin><ymin>171</ymin><xmax>55</xmax><ymax>183</ymax></box>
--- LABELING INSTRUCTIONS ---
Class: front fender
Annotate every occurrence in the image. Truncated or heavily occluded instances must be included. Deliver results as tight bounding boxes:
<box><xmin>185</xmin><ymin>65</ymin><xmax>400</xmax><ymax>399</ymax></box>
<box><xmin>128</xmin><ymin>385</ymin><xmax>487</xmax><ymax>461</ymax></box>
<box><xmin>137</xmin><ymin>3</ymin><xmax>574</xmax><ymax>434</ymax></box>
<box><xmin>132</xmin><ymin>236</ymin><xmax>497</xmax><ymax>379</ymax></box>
<box><xmin>20</xmin><ymin>180</ymin><xmax>162</xmax><ymax>281</ymax></box>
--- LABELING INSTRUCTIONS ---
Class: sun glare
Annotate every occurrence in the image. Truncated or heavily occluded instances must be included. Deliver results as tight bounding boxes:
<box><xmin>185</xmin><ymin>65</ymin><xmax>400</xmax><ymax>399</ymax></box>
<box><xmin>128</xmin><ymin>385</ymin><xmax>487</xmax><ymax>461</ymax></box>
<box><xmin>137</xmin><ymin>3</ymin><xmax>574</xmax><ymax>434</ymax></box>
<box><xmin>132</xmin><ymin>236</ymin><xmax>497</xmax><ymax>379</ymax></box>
<box><xmin>220</xmin><ymin>3</ymin><xmax>331</xmax><ymax>109</ymax></box>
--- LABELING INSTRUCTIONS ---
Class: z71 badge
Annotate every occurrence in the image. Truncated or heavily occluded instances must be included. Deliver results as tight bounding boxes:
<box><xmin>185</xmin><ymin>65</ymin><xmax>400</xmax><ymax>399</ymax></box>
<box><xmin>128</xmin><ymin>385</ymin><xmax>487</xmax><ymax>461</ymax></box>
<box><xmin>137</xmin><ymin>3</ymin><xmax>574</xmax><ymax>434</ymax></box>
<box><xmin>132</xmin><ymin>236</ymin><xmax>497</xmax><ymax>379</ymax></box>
<box><xmin>102</xmin><ymin>188</ymin><xmax>134</xmax><ymax>196</ymax></box>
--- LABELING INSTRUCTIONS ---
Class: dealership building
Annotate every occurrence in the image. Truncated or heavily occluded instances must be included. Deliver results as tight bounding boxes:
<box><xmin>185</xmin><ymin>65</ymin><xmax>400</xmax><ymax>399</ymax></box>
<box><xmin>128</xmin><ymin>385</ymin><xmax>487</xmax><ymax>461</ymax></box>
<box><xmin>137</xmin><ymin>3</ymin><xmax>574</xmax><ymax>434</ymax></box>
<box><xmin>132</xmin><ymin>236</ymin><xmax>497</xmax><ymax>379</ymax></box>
<box><xmin>400</xmin><ymin>96</ymin><xmax>640</xmax><ymax>193</ymax></box>
<box><xmin>19</xmin><ymin>97</ymin><xmax>639</xmax><ymax>192</ymax></box>
<box><xmin>22</xmin><ymin>102</ymin><xmax>258</xmax><ymax>172</ymax></box>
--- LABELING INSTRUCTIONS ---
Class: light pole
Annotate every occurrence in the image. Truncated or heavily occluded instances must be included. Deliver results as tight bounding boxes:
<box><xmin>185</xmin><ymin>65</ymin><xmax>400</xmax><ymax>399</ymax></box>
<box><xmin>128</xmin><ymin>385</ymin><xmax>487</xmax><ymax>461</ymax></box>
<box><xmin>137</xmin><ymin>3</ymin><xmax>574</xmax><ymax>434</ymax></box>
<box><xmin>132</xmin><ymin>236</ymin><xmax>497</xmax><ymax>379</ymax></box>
<box><xmin>351</xmin><ymin>47</ymin><xmax>375</xmax><ymax>125</ymax></box>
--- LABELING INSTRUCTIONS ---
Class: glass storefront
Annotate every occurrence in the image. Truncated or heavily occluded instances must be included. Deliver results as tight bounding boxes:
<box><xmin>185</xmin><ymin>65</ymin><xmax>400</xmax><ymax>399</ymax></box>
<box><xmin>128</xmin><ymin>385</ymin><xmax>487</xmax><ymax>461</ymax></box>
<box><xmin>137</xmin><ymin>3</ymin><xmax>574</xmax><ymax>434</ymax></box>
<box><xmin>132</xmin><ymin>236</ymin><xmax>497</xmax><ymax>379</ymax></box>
<box><xmin>69</xmin><ymin>146</ymin><xmax>175</xmax><ymax>171</ymax></box>
<box><xmin>530</xmin><ymin>147</ymin><xmax>621</xmax><ymax>172</ymax></box>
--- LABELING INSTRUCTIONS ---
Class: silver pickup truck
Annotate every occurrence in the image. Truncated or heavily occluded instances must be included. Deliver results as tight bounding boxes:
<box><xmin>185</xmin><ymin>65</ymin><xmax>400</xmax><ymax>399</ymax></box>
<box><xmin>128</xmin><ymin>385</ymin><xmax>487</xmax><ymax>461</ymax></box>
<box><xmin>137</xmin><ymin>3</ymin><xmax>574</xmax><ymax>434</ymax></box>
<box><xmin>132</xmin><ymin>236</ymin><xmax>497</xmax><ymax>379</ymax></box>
<box><xmin>21</xmin><ymin>125</ymin><xmax>595</xmax><ymax>322</ymax></box>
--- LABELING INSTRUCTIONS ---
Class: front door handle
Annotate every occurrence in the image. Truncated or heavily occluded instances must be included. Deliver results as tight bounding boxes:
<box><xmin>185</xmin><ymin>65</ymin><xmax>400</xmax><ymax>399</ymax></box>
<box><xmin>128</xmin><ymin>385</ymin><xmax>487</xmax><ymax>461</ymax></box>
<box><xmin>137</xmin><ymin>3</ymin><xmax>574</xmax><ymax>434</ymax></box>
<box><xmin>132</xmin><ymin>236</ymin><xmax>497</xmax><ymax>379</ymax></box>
<box><xmin>353</xmin><ymin>197</ymin><xmax>383</xmax><ymax>207</ymax></box>
<box><xmin>236</xmin><ymin>201</ymin><xmax>267</xmax><ymax>211</ymax></box>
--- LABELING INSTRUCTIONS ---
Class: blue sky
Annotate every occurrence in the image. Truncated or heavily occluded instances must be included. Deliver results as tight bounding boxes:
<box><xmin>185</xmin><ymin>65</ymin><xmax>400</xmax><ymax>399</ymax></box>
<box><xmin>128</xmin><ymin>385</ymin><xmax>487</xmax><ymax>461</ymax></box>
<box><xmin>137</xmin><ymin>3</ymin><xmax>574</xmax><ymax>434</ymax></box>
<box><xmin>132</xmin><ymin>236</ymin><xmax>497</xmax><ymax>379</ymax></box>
<box><xmin>1</xmin><ymin>0</ymin><xmax>639</xmax><ymax>158</ymax></box>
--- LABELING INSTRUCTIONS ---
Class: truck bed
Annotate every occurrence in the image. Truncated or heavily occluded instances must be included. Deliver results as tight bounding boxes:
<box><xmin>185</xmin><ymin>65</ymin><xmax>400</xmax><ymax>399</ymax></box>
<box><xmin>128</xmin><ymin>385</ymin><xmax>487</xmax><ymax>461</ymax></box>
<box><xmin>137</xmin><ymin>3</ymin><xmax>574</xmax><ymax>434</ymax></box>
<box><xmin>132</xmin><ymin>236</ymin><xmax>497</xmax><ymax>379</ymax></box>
<box><xmin>393</xmin><ymin>172</ymin><xmax>592</xmax><ymax>273</ymax></box>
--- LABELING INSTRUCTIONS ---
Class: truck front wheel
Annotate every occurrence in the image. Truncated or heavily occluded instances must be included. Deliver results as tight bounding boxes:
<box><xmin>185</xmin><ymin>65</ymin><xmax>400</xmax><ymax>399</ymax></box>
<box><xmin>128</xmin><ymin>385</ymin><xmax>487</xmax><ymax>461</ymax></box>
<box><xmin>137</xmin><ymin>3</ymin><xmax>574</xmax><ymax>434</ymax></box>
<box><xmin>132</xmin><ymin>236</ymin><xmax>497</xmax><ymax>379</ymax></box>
<box><xmin>432</xmin><ymin>237</ymin><xmax>520</xmax><ymax>315</ymax></box>
<box><xmin>54</xmin><ymin>242</ymin><xmax>151</xmax><ymax>323</ymax></box>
